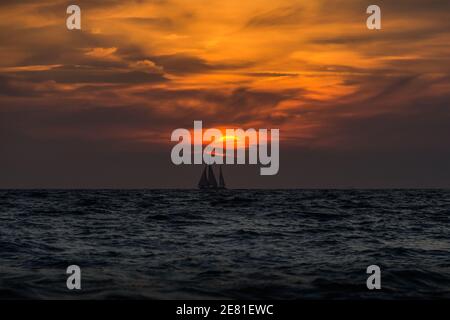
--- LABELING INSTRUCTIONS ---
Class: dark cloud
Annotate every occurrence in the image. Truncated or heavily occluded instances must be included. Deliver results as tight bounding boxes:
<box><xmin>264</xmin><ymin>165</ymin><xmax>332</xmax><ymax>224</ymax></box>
<box><xmin>152</xmin><ymin>54</ymin><xmax>214</xmax><ymax>74</ymax></box>
<box><xmin>316</xmin><ymin>0</ymin><xmax>450</xmax><ymax>18</ymax></box>
<box><xmin>150</xmin><ymin>54</ymin><xmax>250</xmax><ymax>75</ymax></box>
<box><xmin>0</xmin><ymin>0</ymin><xmax>168</xmax><ymax>11</ymax></box>
<box><xmin>0</xmin><ymin>25</ymin><xmax>121</xmax><ymax>68</ymax></box>
<box><xmin>132</xmin><ymin>86</ymin><xmax>300</xmax><ymax>126</ymax></box>
<box><xmin>312</xmin><ymin>25</ymin><xmax>450</xmax><ymax>46</ymax></box>
<box><xmin>0</xmin><ymin>0</ymin><xmax>49</xmax><ymax>7</ymax></box>
<box><xmin>284</xmin><ymin>74</ymin><xmax>450</xmax><ymax>150</ymax></box>
<box><xmin>0</xmin><ymin>75</ymin><xmax>33</xmax><ymax>97</ymax></box>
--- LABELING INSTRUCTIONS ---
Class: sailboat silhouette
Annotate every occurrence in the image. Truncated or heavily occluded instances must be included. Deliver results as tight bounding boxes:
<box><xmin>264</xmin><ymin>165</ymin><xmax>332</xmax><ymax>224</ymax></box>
<box><xmin>218</xmin><ymin>166</ymin><xmax>226</xmax><ymax>189</ymax></box>
<box><xmin>198</xmin><ymin>165</ymin><xmax>226</xmax><ymax>189</ymax></box>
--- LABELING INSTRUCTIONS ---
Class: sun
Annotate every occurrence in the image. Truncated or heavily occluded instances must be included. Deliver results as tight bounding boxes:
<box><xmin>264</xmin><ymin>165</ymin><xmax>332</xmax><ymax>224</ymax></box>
<box><xmin>219</xmin><ymin>135</ymin><xmax>240</xmax><ymax>142</ymax></box>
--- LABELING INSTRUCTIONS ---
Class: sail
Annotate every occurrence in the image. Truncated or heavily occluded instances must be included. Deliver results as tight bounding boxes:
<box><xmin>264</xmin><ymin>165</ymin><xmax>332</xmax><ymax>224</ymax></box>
<box><xmin>218</xmin><ymin>166</ymin><xmax>226</xmax><ymax>189</ymax></box>
<box><xmin>198</xmin><ymin>166</ymin><xmax>209</xmax><ymax>189</ymax></box>
<box><xmin>207</xmin><ymin>165</ymin><xmax>218</xmax><ymax>188</ymax></box>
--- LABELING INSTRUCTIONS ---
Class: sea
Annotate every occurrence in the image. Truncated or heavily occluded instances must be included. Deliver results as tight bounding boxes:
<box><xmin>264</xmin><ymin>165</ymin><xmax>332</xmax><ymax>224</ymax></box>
<box><xmin>0</xmin><ymin>189</ymin><xmax>449</xmax><ymax>299</ymax></box>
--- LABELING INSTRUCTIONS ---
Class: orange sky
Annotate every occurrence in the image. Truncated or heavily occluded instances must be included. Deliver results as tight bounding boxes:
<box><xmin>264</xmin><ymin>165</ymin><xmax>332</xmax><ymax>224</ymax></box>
<box><xmin>1</xmin><ymin>0</ymin><xmax>450</xmax><ymax>187</ymax></box>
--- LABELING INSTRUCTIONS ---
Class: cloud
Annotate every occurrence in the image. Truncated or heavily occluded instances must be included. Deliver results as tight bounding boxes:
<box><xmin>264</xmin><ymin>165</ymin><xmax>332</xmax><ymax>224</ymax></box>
<box><xmin>0</xmin><ymin>75</ymin><xmax>35</xmax><ymax>97</ymax></box>
<box><xmin>118</xmin><ymin>17</ymin><xmax>174</xmax><ymax>29</ymax></box>
<box><xmin>245</xmin><ymin>6</ymin><xmax>304</xmax><ymax>28</ymax></box>
<box><xmin>85</xmin><ymin>47</ymin><xmax>118</xmax><ymax>58</ymax></box>
<box><xmin>244</xmin><ymin>72</ymin><xmax>299</xmax><ymax>78</ymax></box>
<box><xmin>4</xmin><ymin>65</ymin><xmax>168</xmax><ymax>84</ymax></box>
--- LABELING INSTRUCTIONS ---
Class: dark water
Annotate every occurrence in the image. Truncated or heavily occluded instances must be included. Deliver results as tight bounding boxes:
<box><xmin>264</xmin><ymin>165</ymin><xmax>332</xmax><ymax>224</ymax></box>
<box><xmin>0</xmin><ymin>189</ymin><xmax>449</xmax><ymax>300</ymax></box>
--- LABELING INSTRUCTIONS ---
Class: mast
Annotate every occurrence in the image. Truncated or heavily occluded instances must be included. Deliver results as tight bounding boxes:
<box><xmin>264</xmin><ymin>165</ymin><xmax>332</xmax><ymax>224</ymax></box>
<box><xmin>218</xmin><ymin>166</ymin><xmax>226</xmax><ymax>189</ymax></box>
<box><xmin>198</xmin><ymin>165</ymin><xmax>209</xmax><ymax>189</ymax></box>
<box><xmin>207</xmin><ymin>165</ymin><xmax>218</xmax><ymax>188</ymax></box>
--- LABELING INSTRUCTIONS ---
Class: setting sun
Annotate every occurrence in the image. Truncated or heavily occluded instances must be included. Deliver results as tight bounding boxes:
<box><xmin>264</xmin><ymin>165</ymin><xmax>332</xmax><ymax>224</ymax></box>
<box><xmin>220</xmin><ymin>135</ymin><xmax>240</xmax><ymax>142</ymax></box>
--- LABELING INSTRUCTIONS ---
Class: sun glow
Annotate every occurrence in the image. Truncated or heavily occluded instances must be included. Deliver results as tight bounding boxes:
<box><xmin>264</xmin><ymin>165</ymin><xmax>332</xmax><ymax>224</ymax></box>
<box><xmin>220</xmin><ymin>135</ymin><xmax>240</xmax><ymax>142</ymax></box>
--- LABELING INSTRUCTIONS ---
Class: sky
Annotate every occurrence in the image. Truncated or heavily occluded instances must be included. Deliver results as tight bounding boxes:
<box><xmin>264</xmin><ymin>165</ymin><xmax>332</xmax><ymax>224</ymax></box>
<box><xmin>0</xmin><ymin>0</ymin><xmax>450</xmax><ymax>188</ymax></box>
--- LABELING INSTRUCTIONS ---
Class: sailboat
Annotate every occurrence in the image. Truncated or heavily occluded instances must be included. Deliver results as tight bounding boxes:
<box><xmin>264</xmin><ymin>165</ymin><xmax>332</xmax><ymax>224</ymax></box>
<box><xmin>218</xmin><ymin>166</ymin><xmax>226</xmax><ymax>189</ymax></box>
<box><xmin>198</xmin><ymin>165</ymin><xmax>209</xmax><ymax>189</ymax></box>
<box><xmin>198</xmin><ymin>165</ymin><xmax>226</xmax><ymax>190</ymax></box>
